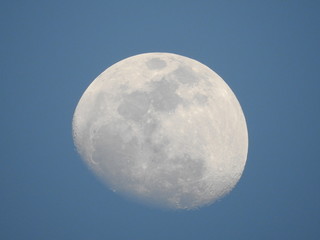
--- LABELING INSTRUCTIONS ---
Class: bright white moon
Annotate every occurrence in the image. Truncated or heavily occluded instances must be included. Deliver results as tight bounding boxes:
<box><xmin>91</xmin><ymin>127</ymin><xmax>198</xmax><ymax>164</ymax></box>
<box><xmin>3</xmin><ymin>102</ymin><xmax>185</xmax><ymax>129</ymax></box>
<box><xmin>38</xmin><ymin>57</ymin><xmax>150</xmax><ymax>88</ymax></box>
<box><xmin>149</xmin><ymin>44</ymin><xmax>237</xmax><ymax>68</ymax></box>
<box><xmin>72</xmin><ymin>52</ymin><xmax>248</xmax><ymax>210</ymax></box>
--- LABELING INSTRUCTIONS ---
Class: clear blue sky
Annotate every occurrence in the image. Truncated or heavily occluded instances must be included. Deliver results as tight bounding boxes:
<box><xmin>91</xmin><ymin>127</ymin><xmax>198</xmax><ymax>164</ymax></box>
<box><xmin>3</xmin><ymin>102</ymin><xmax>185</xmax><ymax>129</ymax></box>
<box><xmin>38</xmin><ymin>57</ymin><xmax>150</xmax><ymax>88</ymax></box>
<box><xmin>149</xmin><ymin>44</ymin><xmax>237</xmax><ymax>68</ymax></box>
<box><xmin>1</xmin><ymin>1</ymin><xmax>319</xmax><ymax>239</ymax></box>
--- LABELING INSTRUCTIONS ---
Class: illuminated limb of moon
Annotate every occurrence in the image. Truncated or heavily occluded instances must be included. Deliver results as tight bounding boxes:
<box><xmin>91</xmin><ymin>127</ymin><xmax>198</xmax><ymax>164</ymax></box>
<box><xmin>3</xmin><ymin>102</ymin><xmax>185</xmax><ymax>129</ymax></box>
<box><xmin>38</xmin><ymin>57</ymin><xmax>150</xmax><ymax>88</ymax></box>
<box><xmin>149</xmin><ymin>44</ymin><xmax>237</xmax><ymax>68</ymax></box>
<box><xmin>72</xmin><ymin>53</ymin><xmax>248</xmax><ymax>209</ymax></box>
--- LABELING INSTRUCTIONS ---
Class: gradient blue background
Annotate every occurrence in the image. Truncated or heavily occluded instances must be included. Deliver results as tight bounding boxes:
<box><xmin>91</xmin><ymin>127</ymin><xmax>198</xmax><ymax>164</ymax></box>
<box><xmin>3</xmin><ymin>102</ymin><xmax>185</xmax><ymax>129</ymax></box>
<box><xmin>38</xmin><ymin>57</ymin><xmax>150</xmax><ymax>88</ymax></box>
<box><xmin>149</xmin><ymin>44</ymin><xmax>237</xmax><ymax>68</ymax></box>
<box><xmin>1</xmin><ymin>1</ymin><xmax>319</xmax><ymax>239</ymax></box>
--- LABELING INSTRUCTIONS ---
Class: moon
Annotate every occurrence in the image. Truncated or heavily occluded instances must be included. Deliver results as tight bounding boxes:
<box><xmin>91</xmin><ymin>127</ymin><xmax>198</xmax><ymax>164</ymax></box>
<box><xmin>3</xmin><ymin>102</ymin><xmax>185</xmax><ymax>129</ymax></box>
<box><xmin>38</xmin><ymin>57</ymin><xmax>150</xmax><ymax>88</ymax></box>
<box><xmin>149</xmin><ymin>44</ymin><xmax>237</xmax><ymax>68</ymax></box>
<box><xmin>72</xmin><ymin>52</ymin><xmax>248</xmax><ymax>210</ymax></box>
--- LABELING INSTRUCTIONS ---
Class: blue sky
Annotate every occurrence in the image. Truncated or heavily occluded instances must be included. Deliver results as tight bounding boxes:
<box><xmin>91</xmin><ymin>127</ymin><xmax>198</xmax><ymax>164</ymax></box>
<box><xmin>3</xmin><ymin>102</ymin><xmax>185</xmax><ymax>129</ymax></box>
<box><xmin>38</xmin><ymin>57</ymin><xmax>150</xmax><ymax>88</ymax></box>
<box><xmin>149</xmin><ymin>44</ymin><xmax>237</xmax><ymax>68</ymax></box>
<box><xmin>1</xmin><ymin>1</ymin><xmax>319</xmax><ymax>239</ymax></box>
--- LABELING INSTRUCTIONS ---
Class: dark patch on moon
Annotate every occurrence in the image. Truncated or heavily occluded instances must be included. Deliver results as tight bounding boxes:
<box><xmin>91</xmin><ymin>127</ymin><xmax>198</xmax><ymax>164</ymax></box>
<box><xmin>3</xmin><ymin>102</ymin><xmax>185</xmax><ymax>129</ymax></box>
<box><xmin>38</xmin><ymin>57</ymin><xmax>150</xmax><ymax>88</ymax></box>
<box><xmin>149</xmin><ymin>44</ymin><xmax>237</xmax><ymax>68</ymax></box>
<box><xmin>170</xmin><ymin>154</ymin><xmax>205</xmax><ymax>183</ymax></box>
<box><xmin>149</xmin><ymin>78</ymin><xmax>182</xmax><ymax>112</ymax></box>
<box><xmin>146</xmin><ymin>58</ymin><xmax>167</xmax><ymax>70</ymax></box>
<box><xmin>172</xmin><ymin>66</ymin><xmax>198</xmax><ymax>84</ymax></box>
<box><xmin>118</xmin><ymin>77</ymin><xmax>184</xmax><ymax>122</ymax></box>
<box><xmin>143</xmin><ymin>119</ymin><xmax>158</xmax><ymax>137</ymax></box>
<box><xmin>92</xmin><ymin>125</ymin><xmax>138</xmax><ymax>187</ymax></box>
<box><xmin>146</xmin><ymin>154</ymin><xmax>205</xmax><ymax>208</ymax></box>
<box><xmin>117</xmin><ymin>91</ymin><xmax>150</xmax><ymax>121</ymax></box>
<box><xmin>195</xmin><ymin>93</ymin><xmax>208</xmax><ymax>104</ymax></box>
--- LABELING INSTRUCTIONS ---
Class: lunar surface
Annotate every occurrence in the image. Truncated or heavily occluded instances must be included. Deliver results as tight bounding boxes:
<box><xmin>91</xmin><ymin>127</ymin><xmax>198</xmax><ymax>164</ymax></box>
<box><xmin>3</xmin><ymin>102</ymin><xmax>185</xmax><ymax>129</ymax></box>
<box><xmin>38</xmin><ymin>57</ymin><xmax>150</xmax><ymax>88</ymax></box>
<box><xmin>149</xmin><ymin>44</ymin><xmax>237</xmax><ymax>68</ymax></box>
<box><xmin>72</xmin><ymin>52</ymin><xmax>248</xmax><ymax>209</ymax></box>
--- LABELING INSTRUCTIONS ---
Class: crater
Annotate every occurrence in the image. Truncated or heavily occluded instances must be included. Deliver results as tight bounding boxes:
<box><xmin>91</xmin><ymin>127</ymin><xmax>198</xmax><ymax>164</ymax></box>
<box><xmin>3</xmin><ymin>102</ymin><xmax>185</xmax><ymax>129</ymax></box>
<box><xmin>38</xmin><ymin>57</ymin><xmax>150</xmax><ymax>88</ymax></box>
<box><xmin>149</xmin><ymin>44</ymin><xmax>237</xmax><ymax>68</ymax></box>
<box><xmin>146</xmin><ymin>58</ymin><xmax>167</xmax><ymax>70</ymax></box>
<box><xmin>117</xmin><ymin>91</ymin><xmax>150</xmax><ymax>121</ymax></box>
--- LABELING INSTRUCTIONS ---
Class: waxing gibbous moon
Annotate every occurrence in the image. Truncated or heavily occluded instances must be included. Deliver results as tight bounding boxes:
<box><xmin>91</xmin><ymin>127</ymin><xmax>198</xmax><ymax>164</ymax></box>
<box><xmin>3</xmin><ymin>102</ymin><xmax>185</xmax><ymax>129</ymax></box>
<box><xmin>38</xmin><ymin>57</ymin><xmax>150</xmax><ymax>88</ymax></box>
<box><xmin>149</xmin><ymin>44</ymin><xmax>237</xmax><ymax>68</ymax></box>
<box><xmin>72</xmin><ymin>52</ymin><xmax>248</xmax><ymax>210</ymax></box>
